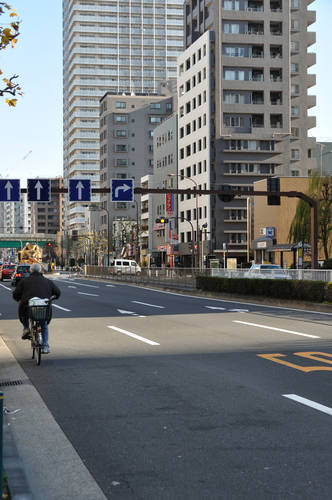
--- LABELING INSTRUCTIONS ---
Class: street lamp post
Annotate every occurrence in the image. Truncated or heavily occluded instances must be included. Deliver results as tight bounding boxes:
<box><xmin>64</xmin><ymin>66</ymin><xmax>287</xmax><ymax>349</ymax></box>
<box><xmin>89</xmin><ymin>205</ymin><xmax>110</xmax><ymax>266</ymax></box>
<box><xmin>132</xmin><ymin>198</ymin><xmax>140</xmax><ymax>263</ymax></box>
<box><xmin>168</xmin><ymin>173</ymin><xmax>200</xmax><ymax>268</ymax></box>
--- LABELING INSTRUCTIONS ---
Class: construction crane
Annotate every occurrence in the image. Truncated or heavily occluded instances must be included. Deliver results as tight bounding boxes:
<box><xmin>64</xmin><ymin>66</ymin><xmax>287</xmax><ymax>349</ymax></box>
<box><xmin>22</xmin><ymin>150</ymin><xmax>32</xmax><ymax>160</ymax></box>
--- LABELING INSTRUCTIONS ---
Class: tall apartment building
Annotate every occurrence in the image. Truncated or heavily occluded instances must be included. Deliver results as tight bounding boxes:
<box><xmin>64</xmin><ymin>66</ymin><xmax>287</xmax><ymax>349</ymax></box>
<box><xmin>99</xmin><ymin>90</ymin><xmax>174</xmax><ymax>231</ymax></box>
<box><xmin>30</xmin><ymin>178</ymin><xmax>64</xmax><ymax>235</ymax></box>
<box><xmin>179</xmin><ymin>0</ymin><xmax>316</xmax><ymax>263</ymax></box>
<box><xmin>62</xmin><ymin>0</ymin><xmax>184</xmax><ymax>235</ymax></box>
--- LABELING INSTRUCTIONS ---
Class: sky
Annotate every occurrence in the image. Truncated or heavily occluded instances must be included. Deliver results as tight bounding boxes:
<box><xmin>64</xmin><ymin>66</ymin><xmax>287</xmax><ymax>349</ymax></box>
<box><xmin>0</xmin><ymin>0</ymin><xmax>331</xmax><ymax>185</ymax></box>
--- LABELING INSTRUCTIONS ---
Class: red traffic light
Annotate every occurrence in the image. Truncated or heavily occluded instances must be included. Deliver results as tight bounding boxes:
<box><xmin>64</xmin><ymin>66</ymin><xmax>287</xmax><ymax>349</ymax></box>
<box><xmin>47</xmin><ymin>242</ymin><xmax>52</xmax><ymax>247</ymax></box>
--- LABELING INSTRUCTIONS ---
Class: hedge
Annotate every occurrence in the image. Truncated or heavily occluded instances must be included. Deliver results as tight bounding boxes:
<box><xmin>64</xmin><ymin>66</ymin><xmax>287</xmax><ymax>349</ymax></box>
<box><xmin>196</xmin><ymin>276</ymin><xmax>328</xmax><ymax>303</ymax></box>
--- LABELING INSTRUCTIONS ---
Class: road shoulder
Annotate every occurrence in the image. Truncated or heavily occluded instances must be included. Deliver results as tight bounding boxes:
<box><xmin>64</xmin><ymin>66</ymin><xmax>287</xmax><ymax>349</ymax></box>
<box><xmin>0</xmin><ymin>335</ymin><xmax>107</xmax><ymax>500</ymax></box>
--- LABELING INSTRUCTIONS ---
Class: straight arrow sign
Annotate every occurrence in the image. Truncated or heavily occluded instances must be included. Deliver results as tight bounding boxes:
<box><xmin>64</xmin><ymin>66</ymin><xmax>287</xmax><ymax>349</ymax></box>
<box><xmin>76</xmin><ymin>181</ymin><xmax>84</xmax><ymax>200</ymax></box>
<box><xmin>35</xmin><ymin>180</ymin><xmax>43</xmax><ymax>200</ymax></box>
<box><xmin>5</xmin><ymin>181</ymin><xmax>13</xmax><ymax>200</ymax></box>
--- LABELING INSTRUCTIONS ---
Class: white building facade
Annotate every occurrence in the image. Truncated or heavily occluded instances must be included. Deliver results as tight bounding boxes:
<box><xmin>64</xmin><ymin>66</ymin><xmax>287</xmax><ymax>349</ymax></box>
<box><xmin>62</xmin><ymin>0</ymin><xmax>184</xmax><ymax>235</ymax></box>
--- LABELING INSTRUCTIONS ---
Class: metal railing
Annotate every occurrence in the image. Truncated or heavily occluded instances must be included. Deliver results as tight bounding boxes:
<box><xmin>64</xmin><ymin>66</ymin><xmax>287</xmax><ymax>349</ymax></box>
<box><xmin>84</xmin><ymin>266</ymin><xmax>332</xmax><ymax>287</ymax></box>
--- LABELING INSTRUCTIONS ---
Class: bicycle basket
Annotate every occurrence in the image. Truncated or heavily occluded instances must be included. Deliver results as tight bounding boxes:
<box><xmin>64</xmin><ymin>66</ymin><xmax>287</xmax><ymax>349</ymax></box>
<box><xmin>28</xmin><ymin>298</ymin><xmax>51</xmax><ymax>322</ymax></box>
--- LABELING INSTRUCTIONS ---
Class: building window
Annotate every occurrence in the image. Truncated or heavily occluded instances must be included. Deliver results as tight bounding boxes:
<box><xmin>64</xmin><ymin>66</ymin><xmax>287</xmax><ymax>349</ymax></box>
<box><xmin>115</xmin><ymin>115</ymin><xmax>127</xmax><ymax>123</ymax></box>
<box><xmin>116</xmin><ymin>102</ymin><xmax>126</xmax><ymax>109</ymax></box>
<box><xmin>115</xmin><ymin>130</ymin><xmax>127</xmax><ymax>137</ymax></box>
<box><xmin>291</xmin><ymin>149</ymin><xmax>300</xmax><ymax>160</ymax></box>
<box><xmin>115</xmin><ymin>144</ymin><xmax>127</xmax><ymax>152</ymax></box>
<box><xmin>116</xmin><ymin>159</ymin><xmax>128</xmax><ymax>167</ymax></box>
<box><xmin>149</xmin><ymin>116</ymin><xmax>162</xmax><ymax>124</ymax></box>
<box><xmin>150</xmin><ymin>103</ymin><xmax>161</xmax><ymax>110</ymax></box>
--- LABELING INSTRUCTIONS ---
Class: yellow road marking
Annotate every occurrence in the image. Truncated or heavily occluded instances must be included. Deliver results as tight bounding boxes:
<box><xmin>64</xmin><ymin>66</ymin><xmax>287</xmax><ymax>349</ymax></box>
<box><xmin>257</xmin><ymin>352</ymin><xmax>332</xmax><ymax>372</ymax></box>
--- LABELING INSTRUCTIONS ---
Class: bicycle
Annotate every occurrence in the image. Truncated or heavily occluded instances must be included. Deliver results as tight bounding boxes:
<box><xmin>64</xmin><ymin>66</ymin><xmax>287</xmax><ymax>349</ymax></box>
<box><xmin>28</xmin><ymin>295</ymin><xmax>56</xmax><ymax>365</ymax></box>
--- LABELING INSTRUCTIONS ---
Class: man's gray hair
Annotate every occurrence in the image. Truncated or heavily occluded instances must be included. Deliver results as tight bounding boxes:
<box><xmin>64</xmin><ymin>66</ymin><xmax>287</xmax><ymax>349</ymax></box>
<box><xmin>30</xmin><ymin>263</ymin><xmax>42</xmax><ymax>273</ymax></box>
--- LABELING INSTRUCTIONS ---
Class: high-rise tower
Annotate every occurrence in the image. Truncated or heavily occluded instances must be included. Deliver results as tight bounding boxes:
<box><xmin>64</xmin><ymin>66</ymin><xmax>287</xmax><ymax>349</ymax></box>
<box><xmin>62</xmin><ymin>0</ymin><xmax>184</xmax><ymax>235</ymax></box>
<box><xmin>178</xmin><ymin>0</ymin><xmax>316</xmax><ymax>263</ymax></box>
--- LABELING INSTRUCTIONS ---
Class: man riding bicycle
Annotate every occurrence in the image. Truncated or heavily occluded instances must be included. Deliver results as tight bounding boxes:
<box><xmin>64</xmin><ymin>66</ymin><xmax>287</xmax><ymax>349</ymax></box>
<box><xmin>13</xmin><ymin>262</ymin><xmax>61</xmax><ymax>354</ymax></box>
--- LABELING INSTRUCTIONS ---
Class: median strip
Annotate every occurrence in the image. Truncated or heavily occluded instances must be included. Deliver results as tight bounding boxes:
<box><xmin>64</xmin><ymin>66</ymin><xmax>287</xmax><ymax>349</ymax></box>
<box><xmin>233</xmin><ymin>320</ymin><xmax>320</xmax><ymax>339</ymax></box>
<box><xmin>283</xmin><ymin>394</ymin><xmax>332</xmax><ymax>417</ymax></box>
<box><xmin>107</xmin><ymin>326</ymin><xmax>159</xmax><ymax>345</ymax></box>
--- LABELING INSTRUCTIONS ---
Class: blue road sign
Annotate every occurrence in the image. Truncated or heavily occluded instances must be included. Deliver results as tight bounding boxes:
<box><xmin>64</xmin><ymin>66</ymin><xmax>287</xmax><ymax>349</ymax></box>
<box><xmin>111</xmin><ymin>179</ymin><xmax>134</xmax><ymax>202</ymax></box>
<box><xmin>266</xmin><ymin>227</ymin><xmax>275</xmax><ymax>238</ymax></box>
<box><xmin>69</xmin><ymin>179</ymin><xmax>91</xmax><ymax>202</ymax></box>
<box><xmin>0</xmin><ymin>179</ymin><xmax>20</xmax><ymax>202</ymax></box>
<box><xmin>27</xmin><ymin>179</ymin><xmax>51</xmax><ymax>202</ymax></box>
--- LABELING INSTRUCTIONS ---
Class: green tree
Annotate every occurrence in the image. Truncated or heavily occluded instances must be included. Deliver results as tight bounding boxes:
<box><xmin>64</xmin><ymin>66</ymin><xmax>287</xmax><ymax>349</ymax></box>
<box><xmin>0</xmin><ymin>2</ymin><xmax>22</xmax><ymax>106</ymax></box>
<box><xmin>289</xmin><ymin>172</ymin><xmax>332</xmax><ymax>260</ymax></box>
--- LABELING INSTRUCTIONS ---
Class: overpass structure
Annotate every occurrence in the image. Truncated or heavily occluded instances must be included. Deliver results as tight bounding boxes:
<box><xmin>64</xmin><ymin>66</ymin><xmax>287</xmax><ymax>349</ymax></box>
<box><xmin>0</xmin><ymin>233</ymin><xmax>57</xmax><ymax>248</ymax></box>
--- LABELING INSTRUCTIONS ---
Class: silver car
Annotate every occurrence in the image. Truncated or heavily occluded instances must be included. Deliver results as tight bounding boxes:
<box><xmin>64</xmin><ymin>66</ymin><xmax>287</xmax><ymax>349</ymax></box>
<box><xmin>245</xmin><ymin>264</ymin><xmax>292</xmax><ymax>280</ymax></box>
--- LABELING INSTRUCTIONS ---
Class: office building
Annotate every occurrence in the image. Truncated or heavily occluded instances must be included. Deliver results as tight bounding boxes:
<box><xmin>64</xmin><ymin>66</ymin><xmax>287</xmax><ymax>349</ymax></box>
<box><xmin>62</xmin><ymin>0</ymin><xmax>184</xmax><ymax>235</ymax></box>
<box><xmin>179</xmin><ymin>0</ymin><xmax>316</xmax><ymax>264</ymax></box>
<box><xmin>99</xmin><ymin>90</ymin><xmax>174</xmax><ymax>234</ymax></box>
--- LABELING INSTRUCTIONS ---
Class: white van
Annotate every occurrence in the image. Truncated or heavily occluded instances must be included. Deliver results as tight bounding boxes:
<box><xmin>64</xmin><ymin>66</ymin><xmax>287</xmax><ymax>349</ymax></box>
<box><xmin>110</xmin><ymin>259</ymin><xmax>141</xmax><ymax>275</ymax></box>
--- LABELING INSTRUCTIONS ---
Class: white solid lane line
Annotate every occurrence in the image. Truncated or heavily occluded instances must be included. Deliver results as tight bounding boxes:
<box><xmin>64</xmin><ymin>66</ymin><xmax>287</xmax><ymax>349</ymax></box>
<box><xmin>132</xmin><ymin>300</ymin><xmax>165</xmax><ymax>309</ymax></box>
<box><xmin>53</xmin><ymin>304</ymin><xmax>71</xmax><ymax>312</ymax></box>
<box><xmin>68</xmin><ymin>286</ymin><xmax>77</xmax><ymax>289</ymax></box>
<box><xmin>107</xmin><ymin>326</ymin><xmax>159</xmax><ymax>346</ymax></box>
<box><xmin>78</xmin><ymin>292</ymin><xmax>99</xmax><ymax>297</ymax></box>
<box><xmin>283</xmin><ymin>394</ymin><xmax>332</xmax><ymax>417</ymax></box>
<box><xmin>233</xmin><ymin>320</ymin><xmax>320</xmax><ymax>339</ymax></box>
<box><xmin>0</xmin><ymin>283</ymin><xmax>11</xmax><ymax>291</ymax></box>
<box><xmin>106</xmin><ymin>284</ymin><xmax>115</xmax><ymax>287</ymax></box>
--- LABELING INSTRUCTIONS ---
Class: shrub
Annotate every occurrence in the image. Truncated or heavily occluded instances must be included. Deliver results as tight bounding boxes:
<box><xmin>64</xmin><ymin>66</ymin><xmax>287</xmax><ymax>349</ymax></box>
<box><xmin>196</xmin><ymin>276</ymin><xmax>326</xmax><ymax>302</ymax></box>
<box><xmin>324</xmin><ymin>282</ymin><xmax>332</xmax><ymax>303</ymax></box>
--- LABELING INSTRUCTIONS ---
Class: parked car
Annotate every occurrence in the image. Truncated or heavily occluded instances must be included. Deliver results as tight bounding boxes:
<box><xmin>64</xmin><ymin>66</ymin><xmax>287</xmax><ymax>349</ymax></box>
<box><xmin>0</xmin><ymin>264</ymin><xmax>16</xmax><ymax>281</ymax></box>
<box><xmin>244</xmin><ymin>263</ymin><xmax>292</xmax><ymax>280</ymax></box>
<box><xmin>110</xmin><ymin>259</ymin><xmax>141</xmax><ymax>275</ymax></box>
<box><xmin>11</xmin><ymin>264</ymin><xmax>31</xmax><ymax>286</ymax></box>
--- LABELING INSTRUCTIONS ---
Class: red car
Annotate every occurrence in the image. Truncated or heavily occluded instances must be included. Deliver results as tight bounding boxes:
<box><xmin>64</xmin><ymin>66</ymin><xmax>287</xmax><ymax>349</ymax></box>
<box><xmin>0</xmin><ymin>264</ymin><xmax>16</xmax><ymax>281</ymax></box>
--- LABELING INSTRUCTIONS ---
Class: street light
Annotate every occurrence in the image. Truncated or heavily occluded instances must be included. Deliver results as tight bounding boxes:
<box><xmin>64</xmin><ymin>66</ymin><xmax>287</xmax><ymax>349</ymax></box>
<box><xmin>131</xmin><ymin>198</ymin><xmax>140</xmax><ymax>263</ymax></box>
<box><xmin>168</xmin><ymin>173</ymin><xmax>200</xmax><ymax>268</ymax></box>
<box><xmin>89</xmin><ymin>205</ymin><xmax>110</xmax><ymax>266</ymax></box>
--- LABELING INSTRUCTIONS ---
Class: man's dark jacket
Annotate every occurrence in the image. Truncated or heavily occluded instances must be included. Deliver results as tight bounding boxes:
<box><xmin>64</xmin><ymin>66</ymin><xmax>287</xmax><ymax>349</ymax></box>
<box><xmin>13</xmin><ymin>272</ymin><xmax>61</xmax><ymax>323</ymax></box>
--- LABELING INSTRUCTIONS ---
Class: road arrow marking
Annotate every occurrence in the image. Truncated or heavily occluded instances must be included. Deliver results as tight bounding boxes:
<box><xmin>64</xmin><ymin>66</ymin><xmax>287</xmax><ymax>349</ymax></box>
<box><xmin>115</xmin><ymin>183</ymin><xmax>130</xmax><ymax>198</ymax></box>
<box><xmin>5</xmin><ymin>181</ymin><xmax>13</xmax><ymax>200</ymax></box>
<box><xmin>117</xmin><ymin>309</ymin><xmax>135</xmax><ymax>315</ymax></box>
<box><xmin>205</xmin><ymin>306</ymin><xmax>226</xmax><ymax>311</ymax></box>
<box><xmin>34</xmin><ymin>180</ymin><xmax>43</xmax><ymax>200</ymax></box>
<box><xmin>76</xmin><ymin>181</ymin><xmax>84</xmax><ymax>200</ymax></box>
<box><xmin>108</xmin><ymin>326</ymin><xmax>159</xmax><ymax>346</ymax></box>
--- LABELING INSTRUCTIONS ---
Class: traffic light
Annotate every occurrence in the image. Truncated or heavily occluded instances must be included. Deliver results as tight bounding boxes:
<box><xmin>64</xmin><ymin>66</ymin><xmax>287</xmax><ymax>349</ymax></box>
<box><xmin>155</xmin><ymin>217</ymin><xmax>169</xmax><ymax>224</ymax></box>
<box><xmin>46</xmin><ymin>242</ymin><xmax>52</xmax><ymax>247</ymax></box>
<box><xmin>267</xmin><ymin>177</ymin><xmax>280</xmax><ymax>206</ymax></box>
<box><xmin>218</xmin><ymin>185</ymin><xmax>235</xmax><ymax>202</ymax></box>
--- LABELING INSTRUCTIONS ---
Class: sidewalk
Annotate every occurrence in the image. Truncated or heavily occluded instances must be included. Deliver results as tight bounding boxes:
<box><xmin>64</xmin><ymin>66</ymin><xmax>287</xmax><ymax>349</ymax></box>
<box><xmin>0</xmin><ymin>335</ymin><xmax>107</xmax><ymax>500</ymax></box>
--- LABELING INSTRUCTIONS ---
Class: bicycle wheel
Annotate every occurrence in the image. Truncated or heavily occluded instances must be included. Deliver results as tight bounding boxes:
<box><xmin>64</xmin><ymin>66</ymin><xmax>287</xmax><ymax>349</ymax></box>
<box><xmin>35</xmin><ymin>346</ymin><xmax>41</xmax><ymax>365</ymax></box>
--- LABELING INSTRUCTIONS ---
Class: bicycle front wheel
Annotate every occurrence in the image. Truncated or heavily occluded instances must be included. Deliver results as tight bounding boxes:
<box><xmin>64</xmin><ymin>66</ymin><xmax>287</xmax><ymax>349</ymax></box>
<box><xmin>35</xmin><ymin>347</ymin><xmax>41</xmax><ymax>365</ymax></box>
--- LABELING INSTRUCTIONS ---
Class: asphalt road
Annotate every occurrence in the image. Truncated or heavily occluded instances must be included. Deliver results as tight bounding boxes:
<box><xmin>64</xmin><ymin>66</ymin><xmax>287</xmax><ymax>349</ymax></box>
<box><xmin>1</xmin><ymin>275</ymin><xmax>332</xmax><ymax>499</ymax></box>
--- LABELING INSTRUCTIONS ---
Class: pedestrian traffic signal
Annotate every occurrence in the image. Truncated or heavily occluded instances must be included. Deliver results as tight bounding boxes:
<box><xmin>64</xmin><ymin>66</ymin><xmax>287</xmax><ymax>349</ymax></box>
<box><xmin>218</xmin><ymin>185</ymin><xmax>235</xmax><ymax>202</ymax></box>
<box><xmin>155</xmin><ymin>217</ymin><xmax>169</xmax><ymax>224</ymax></box>
<box><xmin>46</xmin><ymin>242</ymin><xmax>52</xmax><ymax>247</ymax></box>
<box><xmin>267</xmin><ymin>177</ymin><xmax>280</xmax><ymax>206</ymax></box>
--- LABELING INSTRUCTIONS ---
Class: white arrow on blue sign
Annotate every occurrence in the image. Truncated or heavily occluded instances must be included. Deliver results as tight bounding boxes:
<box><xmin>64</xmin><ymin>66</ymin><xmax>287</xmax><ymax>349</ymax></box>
<box><xmin>111</xmin><ymin>179</ymin><xmax>134</xmax><ymax>202</ymax></box>
<box><xmin>27</xmin><ymin>179</ymin><xmax>51</xmax><ymax>202</ymax></box>
<box><xmin>0</xmin><ymin>179</ymin><xmax>20</xmax><ymax>202</ymax></box>
<box><xmin>69</xmin><ymin>179</ymin><xmax>91</xmax><ymax>202</ymax></box>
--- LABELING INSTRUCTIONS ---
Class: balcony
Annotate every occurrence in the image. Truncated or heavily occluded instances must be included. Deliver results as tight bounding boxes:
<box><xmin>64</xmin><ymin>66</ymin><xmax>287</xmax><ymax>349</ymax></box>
<box><xmin>307</xmin><ymin>10</ymin><xmax>316</xmax><ymax>26</ymax></box>
<box><xmin>270</xmin><ymin>92</ymin><xmax>282</xmax><ymax>106</ymax></box>
<box><xmin>307</xmin><ymin>74</ymin><xmax>316</xmax><ymax>89</ymax></box>
<box><xmin>306</xmin><ymin>52</ymin><xmax>316</xmax><ymax>68</ymax></box>
<box><xmin>270</xmin><ymin>22</ymin><xmax>282</xmax><ymax>36</ymax></box>
<box><xmin>251</xmin><ymin>114</ymin><xmax>264</xmax><ymax>128</ymax></box>
<box><xmin>270</xmin><ymin>0</ymin><xmax>282</xmax><ymax>12</ymax></box>
<box><xmin>270</xmin><ymin>114</ymin><xmax>283</xmax><ymax>128</ymax></box>
<box><xmin>306</xmin><ymin>31</ymin><xmax>316</xmax><ymax>47</ymax></box>
<box><xmin>307</xmin><ymin>115</ymin><xmax>316</xmax><ymax>130</ymax></box>
<box><xmin>270</xmin><ymin>69</ymin><xmax>282</xmax><ymax>82</ymax></box>
<box><xmin>307</xmin><ymin>95</ymin><xmax>316</xmax><ymax>109</ymax></box>
<box><xmin>246</xmin><ymin>23</ymin><xmax>264</xmax><ymax>36</ymax></box>
<box><xmin>270</xmin><ymin>46</ymin><xmax>282</xmax><ymax>59</ymax></box>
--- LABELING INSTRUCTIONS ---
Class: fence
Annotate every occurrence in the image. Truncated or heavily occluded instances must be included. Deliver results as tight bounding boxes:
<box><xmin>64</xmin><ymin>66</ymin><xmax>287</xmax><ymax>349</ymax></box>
<box><xmin>84</xmin><ymin>266</ymin><xmax>332</xmax><ymax>288</ymax></box>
